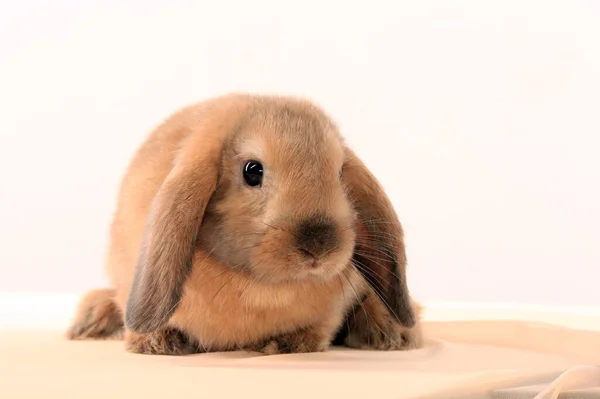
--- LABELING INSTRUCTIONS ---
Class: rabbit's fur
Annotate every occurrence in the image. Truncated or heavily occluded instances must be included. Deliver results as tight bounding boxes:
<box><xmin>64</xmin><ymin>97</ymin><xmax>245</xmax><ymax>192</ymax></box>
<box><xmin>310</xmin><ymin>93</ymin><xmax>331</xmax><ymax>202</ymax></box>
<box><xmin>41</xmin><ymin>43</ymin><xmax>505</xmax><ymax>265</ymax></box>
<box><xmin>67</xmin><ymin>94</ymin><xmax>422</xmax><ymax>354</ymax></box>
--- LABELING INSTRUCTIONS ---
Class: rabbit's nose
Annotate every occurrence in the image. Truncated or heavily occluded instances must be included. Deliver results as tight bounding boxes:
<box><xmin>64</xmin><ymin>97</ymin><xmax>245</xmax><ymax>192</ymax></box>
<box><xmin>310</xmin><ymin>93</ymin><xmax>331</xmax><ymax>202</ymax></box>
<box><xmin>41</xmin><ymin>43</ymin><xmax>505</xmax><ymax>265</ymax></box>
<box><xmin>295</xmin><ymin>214</ymin><xmax>340</xmax><ymax>260</ymax></box>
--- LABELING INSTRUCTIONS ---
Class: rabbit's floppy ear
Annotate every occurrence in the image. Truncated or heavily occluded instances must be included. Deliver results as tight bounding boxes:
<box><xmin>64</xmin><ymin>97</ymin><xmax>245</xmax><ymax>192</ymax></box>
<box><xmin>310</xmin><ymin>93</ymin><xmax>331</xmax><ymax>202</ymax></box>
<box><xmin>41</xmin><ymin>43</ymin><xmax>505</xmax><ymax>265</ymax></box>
<box><xmin>343</xmin><ymin>148</ymin><xmax>416</xmax><ymax>328</ymax></box>
<box><xmin>125</xmin><ymin>131</ymin><xmax>224</xmax><ymax>334</ymax></box>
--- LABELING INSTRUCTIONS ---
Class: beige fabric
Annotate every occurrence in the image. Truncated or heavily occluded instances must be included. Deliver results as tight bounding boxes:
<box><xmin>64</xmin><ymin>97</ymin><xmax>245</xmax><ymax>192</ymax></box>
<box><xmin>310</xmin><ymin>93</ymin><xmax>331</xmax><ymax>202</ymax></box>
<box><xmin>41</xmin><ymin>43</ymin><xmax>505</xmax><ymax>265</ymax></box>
<box><xmin>492</xmin><ymin>366</ymin><xmax>600</xmax><ymax>399</ymax></box>
<box><xmin>1</xmin><ymin>320</ymin><xmax>598</xmax><ymax>399</ymax></box>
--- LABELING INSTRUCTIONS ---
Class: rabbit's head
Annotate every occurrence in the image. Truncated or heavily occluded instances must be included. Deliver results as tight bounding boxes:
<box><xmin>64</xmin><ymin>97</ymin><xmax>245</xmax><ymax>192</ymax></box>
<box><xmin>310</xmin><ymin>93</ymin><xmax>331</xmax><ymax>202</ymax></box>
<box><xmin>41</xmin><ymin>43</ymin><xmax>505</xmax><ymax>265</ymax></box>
<box><xmin>197</xmin><ymin>101</ymin><xmax>356</xmax><ymax>283</ymax></box>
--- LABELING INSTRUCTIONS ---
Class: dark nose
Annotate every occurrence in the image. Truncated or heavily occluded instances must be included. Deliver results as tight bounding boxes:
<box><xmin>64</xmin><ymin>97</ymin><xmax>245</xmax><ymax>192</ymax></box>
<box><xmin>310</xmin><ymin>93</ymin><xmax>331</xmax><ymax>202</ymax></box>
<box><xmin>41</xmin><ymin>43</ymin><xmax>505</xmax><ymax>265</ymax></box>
<box><xmin>295</xmin><ymin>215</ymin><xmax>340</xmax><ymax>259</ymax></box>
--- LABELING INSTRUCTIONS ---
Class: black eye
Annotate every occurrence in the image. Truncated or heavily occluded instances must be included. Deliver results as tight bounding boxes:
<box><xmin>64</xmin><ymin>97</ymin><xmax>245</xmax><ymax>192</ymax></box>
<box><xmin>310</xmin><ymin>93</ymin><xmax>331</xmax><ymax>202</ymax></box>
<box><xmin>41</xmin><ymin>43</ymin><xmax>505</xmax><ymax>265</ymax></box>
<box><xmin>243</xmin><ymin>160</ymin><xmax>263</xmax><ymax>187</ymax></box>
<box><xmin>339</xmin><ymin>168</ymin><xmax>343</xmax><ymax>179</ymax></box>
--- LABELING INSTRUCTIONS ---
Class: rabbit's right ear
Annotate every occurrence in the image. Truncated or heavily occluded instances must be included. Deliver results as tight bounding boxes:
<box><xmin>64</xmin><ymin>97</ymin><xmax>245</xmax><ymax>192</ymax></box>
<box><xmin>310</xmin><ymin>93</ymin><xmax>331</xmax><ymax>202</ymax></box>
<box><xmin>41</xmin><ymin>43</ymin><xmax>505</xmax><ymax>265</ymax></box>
<box><xmin>342</xmin><ymin>147</ymin><xmax>416</xmax><ymax>328</ymax></box>
<box><xmin>125</xmin><ymin>133</ymin><xmax>223</xmax><ymax>334</ymax></box>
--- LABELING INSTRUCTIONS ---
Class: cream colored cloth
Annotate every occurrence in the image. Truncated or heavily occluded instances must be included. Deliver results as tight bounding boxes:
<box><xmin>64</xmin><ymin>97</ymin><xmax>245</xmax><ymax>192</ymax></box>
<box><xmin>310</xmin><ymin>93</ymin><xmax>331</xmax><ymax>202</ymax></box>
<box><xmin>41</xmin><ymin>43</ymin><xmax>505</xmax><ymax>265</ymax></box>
<box><xmin>492</xmin><ymin>366</ymin><xmax>600</xmax><ymax>399</ymax></box>
<box><xmin>0</xmin><ymin>320</ymin><xmax>598</xmax><ymax>399</ymax></box>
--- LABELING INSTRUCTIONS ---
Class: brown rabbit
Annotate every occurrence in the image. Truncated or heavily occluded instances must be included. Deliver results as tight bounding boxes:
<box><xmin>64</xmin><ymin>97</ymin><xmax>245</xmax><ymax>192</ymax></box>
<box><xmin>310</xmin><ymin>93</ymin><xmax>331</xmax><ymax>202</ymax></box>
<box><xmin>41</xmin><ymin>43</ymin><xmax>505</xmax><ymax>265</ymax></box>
<box><xmin>66</xmin><ymin>93</ymin><xmax>422</xmax><ymax>355</ymax></box>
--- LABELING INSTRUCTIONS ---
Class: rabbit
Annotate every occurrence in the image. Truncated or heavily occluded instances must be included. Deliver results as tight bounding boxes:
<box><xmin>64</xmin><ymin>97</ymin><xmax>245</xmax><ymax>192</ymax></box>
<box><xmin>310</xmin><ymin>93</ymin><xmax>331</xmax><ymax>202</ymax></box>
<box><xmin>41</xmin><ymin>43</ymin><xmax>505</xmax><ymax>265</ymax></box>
<box><xmin>66</xmin><ymin>93</ymin><xmax>423</xmax><ymax>355</ymax></box>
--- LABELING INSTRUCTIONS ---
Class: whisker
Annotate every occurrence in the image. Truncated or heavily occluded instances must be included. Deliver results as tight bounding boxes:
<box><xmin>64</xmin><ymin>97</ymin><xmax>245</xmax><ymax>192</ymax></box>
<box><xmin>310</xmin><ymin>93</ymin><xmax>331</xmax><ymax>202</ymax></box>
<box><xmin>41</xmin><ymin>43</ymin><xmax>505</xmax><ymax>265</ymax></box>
<box><xmin>346</xmin><ymin>267</ymin><xmax>404</xmax><ymax>348</ymax></box>
<box><xmin>235</xmin><ymin>232</ymin><xmax>265</xmax><ymax>237</ymax></box>
<box><xmin>336</xmin><ymin>274</ymin><xmax>354</xmax><ymax>344</ymax></box>
<box><xmin>207</xmin><ymin>273</ymin><xmax>237</xmax><ymax>308</ymax></box>
<box><xmin>361</xmin><ymin>219</ymin><xmax>400</xmax><ymax>226</ymax></box>
<box><xmin>341</xmin><ymin>273</ymin><xmax>371</xmax><ymax>329</ymax></box>
<box><xmin>238</xmin><ymin>243</ymin><xmax>264</xmax><ymax>251</ymax></box>
<box><xmin>337</xmin><ymin>275</ymin><xmax>352</xmax><ymax>340</ymax></box>
<box><xmin>353</xmin><ymin>242</ymin><xmax>397</xmax><ymax>258</ymax></box>
<box><xmin>340</xmin><ymin>223</ymin><xmax>357</xmax><ymax>233</ymax></box>
<box><xmin>352</xmin><ymin>259</ymin><xmax>395</xmax><ymax>290</ymax></box>
<box><xmin>353</xmin><ymin>248</ymin><xmax>397</xmax><ymax>265</ymax></box>
<box><xmin>318</xmin><ymin>245</ymin><xmax>338</xmax><ymax>259</ymax></box>
<box><xmin>356</xmin><ymin>230</ymin><xmax>402</xmax><ymax>242</ymax></box>
<box><xmin>342</xmin><ymin>270</ymin><xmax>400</xmax><ymax>347</ymax></box>
<box><xmin>352</xmin><ymin>265</ymin><xmax>403</xmax><ymax>328</ymax></box>
<box><xmin>260</xmin><ymin>221</ymin><xmax>283</xmax><ymax>231</ymax></box>
<box><xmin>352</xmin><ymin>251</ymin><xmax>404</xmax><ymax>281</ymax></box>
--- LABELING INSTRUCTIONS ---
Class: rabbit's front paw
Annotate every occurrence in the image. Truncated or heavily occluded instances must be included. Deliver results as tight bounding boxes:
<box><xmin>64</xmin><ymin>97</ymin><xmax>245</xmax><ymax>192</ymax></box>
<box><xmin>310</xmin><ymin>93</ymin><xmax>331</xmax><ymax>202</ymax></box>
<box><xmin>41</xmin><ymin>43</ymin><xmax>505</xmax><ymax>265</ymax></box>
<box><xmin>246</xmin><ymin>328</ymin><xmax>329</xmax><ymax>355</ymax></box>
<box><xmin>126</xmin><ymin>327</ymin><xmax>200</xmax><ymax>355</ymax></box>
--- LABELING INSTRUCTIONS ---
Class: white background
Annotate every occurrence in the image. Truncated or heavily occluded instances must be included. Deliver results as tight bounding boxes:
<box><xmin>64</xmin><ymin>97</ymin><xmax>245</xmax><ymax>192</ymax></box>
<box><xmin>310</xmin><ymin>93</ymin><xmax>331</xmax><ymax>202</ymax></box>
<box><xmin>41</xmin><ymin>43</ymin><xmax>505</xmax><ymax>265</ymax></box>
<box><xmin>1</xmin><ymin>0</ymin><xmax>598</xmax><ymax>307</ymax></box>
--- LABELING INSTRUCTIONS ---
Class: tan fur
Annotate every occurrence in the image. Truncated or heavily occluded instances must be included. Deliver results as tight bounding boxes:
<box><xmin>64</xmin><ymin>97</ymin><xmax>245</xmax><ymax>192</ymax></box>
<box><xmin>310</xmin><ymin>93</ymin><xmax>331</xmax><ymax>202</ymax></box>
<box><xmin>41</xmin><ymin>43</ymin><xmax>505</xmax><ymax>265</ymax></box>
<box><xmin>67</xmin><ymin>93</ymin><xmax>422</xmax><ymax>354</ymax></box>
<box><xmin>66</xmin><ymin>289</ymin><xmax>123</xmax><ymax>340</ymax></box>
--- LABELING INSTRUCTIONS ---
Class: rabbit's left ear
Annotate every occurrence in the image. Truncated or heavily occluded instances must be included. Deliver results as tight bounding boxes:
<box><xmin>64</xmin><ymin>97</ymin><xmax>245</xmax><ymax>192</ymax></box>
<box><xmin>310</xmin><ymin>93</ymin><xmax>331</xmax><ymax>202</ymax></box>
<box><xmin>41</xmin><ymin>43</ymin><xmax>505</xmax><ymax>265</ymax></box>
<box><xmin>125</xmin><ymin>131</ymin><xmax>224</xmax><ymax>334</ymax></box>
<box><xmin>342</xmin><ymin>147</ymin><xmax>416</xmax><ymax>328</ymax></box>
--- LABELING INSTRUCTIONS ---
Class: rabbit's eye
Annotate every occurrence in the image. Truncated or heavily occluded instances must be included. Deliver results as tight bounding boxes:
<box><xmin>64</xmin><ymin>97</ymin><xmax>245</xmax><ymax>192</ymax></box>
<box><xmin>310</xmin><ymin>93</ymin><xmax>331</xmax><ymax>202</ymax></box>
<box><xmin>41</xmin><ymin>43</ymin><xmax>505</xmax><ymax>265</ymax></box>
<box><xmin>243</xmin><ymin>160</ymin><xmax>263</xmax><ymax>187</ymax></box>
<box><xmin>339</xmin><ymin>168</ymin><xmax>343</xmax><ymax>179</ymax></box>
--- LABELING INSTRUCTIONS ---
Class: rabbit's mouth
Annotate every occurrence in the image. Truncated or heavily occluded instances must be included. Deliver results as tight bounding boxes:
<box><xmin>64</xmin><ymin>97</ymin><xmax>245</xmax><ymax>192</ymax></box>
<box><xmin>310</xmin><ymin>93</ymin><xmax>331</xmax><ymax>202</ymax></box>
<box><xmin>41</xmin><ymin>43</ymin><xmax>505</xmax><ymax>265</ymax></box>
<box><xmin>245</xmin><ymin>246</ymin><xmax>353</xmax><ymax>285</ymax></box>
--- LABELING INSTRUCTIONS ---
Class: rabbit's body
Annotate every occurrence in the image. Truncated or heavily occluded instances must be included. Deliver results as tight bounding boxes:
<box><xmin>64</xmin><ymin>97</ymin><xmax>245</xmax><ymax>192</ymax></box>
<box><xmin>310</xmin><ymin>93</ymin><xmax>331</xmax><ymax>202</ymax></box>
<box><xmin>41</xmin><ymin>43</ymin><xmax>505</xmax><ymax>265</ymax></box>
<box><xmin>67</xmin><ymin>94</ymin><xmax>422</xmax><ymax>355</ymax></box>
<box><xmin>167</xmin><ymin>257</ymin><xmax>365</xmax><ymax>351</ymax></box>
